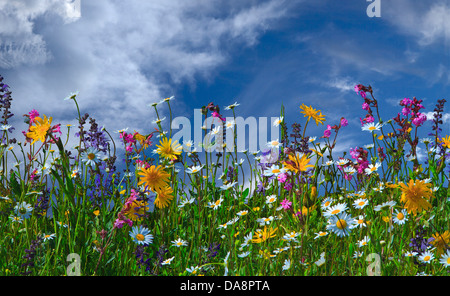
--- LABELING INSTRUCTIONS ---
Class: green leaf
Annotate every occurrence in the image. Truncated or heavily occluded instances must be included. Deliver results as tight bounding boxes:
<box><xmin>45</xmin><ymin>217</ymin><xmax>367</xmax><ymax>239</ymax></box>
<box><xmin>9</xmin><ymin>172</ymin><xmax>21</xmax><ymax>197</ymax></box>
<box><xmin>242</xmin><ymin>188</ymin><xmax>249</xmax><ymax>200</ymax></box>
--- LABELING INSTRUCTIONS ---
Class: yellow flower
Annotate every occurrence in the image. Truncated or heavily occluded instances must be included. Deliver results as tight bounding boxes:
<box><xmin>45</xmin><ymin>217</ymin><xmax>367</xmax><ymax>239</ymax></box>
<box><xmin>125</xmin><ymin>199</ymin><xmax>149</xmax><ymax>221</ymax></box>
<box><xmin>156</xmin><ymin>137</ymin><xmax>182</xmax><ymax>161</ymax></box>
<box><xmin>382</xmin><ymin>216</ymin><xmax>390</xmax><ymax>223</ymax></box>
<box><xmin>251</xmin><ymin>226</ymin><xmax>277</xmax><ymax>244</ymax></box>
<box><xmin>302</xmin><ymin>205</ymin><xmax>317</xmax><ymax>216</ymax></box>
<box><xmin>399</xmin><ymin>179</ymin><xmax>433</xmax><ymax>215</ymax></box>
<box><xmin>134</xmin><ymin>132</ymin><xmax>151</xmax><ymax>150</ymax></box>
<box><xmin>137</xmin><ymin>165</ymin><xmax>171</xmax><ymax>192</ymax></box>
<box><xmin>26</xmin><ymin>115</ymin><xmax>52</xmax><ymax>144</ymax></box>
<box><xmin>299</xmin><ymin>104</ymin><xmax>325</xmax><ymax>125</ymax></box>
<box><xmin>283</xmin><ymin>152</ymin><xmax>314</xmax><ymax>174</ymax></box>
<box><xmin>93</xmin><ymin>210</ymin><xmax>100</xmax><ymax>216</ymax></box>
<box><xmin>154</xmin><ymin>185</ymin><xmax>174</xmax><ymax>209</ymax></box>
<box><xmin>438</xmin><ymin>135</ymin><xmax>450</xmax><ymax>149</ymax></box>
<box><xmin>431</xmin><ymin>230</ymin><xmax>450</xmax><ymax>256</ymax></box>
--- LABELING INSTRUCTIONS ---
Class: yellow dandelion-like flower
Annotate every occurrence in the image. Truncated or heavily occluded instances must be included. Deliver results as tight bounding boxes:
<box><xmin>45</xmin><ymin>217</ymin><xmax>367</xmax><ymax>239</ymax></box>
<box><xmin>251</xmin><ymin>226</ymin><xmax>277</xmax><ymax>244</ymax></box>
<box><xmin>156</xmin><ymin>137</ymin><xmax>182</xmax><ymax>161</ymax></box>
<box><xmin>438</xmin><ymin>135</ymin><xmax>450</xmax><ymax>149</ymax></box>
<box><xmin>154</xmin><ymin>186</ymin><xmax>174</xmax><ymax>209</ymax></box>
<box><xmin>26</xmin><ymin>115</ymin><xmax>52</xmax><ymax>144</ymax></box>
<box><xmin>431</xmin><ymin>230</ymin><xmax>450</xmax><ymax>256</ymax></box>
<box><xmin>299</xmin><ymin>104</ymin><xmax>326</xmax><ymax>125</ymax></box>
<box><xmin>134</xmin><ymin>132</ymin><xmax>151</xmax><ymax>150</ymax></box>
<box><xmin>137</xmin><ymin>165</ymin><xmax>171</xmax><ymax>192</ymax></box>
<box><xmin>399</xmin><ymin>179</ymin><xmax>433</xmax><ymax>215</ymax></box>
<box><xmin>125</xmin><ymin>199</ymin><xmax>149</xmax><ymax>221</ymax></box>
<box><xmin>283</xmin><ymin>152</ymin><xmax>314</xmax><ymax>174</ymax></box>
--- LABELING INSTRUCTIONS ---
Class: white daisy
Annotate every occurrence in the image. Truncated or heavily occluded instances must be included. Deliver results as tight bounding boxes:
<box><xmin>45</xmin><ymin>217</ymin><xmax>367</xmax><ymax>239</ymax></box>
<box><xmin>353</xmin><ymin>198</ymin><xmax>369</xmax><ymax>210</ymax></box>
<box><xmin>361</xmin><ymin>122</ymin><xmax>383</xmax><ymax>133</ymax></box>
<box><xmin>393</xmin><ymin>209</ymin><xmax>408</xmax><ymax>225</ymax></box>
<box><xmin>326</xmin><ymin>212</ymin><xmax>356</xmax><ymax>237</ymax></box>
<box><xmin>273</xmin><ymin>117</ymin><xmax>284</xmax><ymax>127</ymax></box>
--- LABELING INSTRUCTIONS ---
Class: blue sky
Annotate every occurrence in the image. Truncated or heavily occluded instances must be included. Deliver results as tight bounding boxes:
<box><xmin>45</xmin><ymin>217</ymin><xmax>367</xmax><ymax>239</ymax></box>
<box><xmin>1</xmin><ymin>0</ymin><xmax>450</xmax><ymax>162</ymax></box>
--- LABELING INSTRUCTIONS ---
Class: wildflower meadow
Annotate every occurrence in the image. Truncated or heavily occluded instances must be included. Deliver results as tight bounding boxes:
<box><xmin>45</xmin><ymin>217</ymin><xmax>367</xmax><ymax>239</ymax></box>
<box><xmin>0</xmin><ymin>75</ymin><xmax>449</xmax><ymax>277</ymax></box>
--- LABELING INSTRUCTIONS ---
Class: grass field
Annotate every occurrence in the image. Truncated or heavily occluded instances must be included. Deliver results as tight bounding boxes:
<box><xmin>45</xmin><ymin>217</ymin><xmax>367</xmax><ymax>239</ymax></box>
<box><xmin>0</xmin><ymin>76</ymin><xmax>449</xmax><ymax>276</ymax></box>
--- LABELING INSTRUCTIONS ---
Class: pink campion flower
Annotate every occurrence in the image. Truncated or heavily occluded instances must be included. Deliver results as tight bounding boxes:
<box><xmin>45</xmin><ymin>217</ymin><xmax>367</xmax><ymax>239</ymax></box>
<box><xmin>284</xmin><ymin>182</ymin><xmax>293</xmax><ymax>191</ymax></box>
<box><xmin>277</xmin><ymin>172</ymin><xmax>288</xmax><ymax>183</ymax></box>
<box><xmin>412</xmin><ymin>113</ymin><xmax>427</xmax><ymax>127</ymax></box>
<box><xmin>125</xmin><ymin>144</ymin><xmax>133</xmax><ymax>152</ymax></box>
<box><xmin>340</xmin><ymin>118</ymin><xmax>348</xmax><ymax>127</ymax></box>
<box><xmin>281</xmin><ymin>198</ymin><xmax>292</xmax><ymax>210</ymax></box>
<box><xmin>349</xmin><ymin>147</ymin><xmax>359</xmax><ymax>159</ymax></box>
<box><xmin>113</xmin><ymin>215</ymin><xmax>133</xmax><ymax>229</ymax></box>
<box><xmin>360</xmin><ymin>91</ymin><xmax>367</xmax><ymax>98</ymax></box>
<box><xmin>401</xmin><ymin>98</ymin><xmax>412</xmax><ymax>106</ymax></box>
<box><xmin>343</xmin><ymin>173</ymin><xmax>352</xmax><ymax>181</ymax></box>
<box><xmin>365</xmin><ymin>116</ymin><xmax>375</xmax><ymax>123</ymax></box>
<box><xmin>402</xmin><ymin>107</ymin><xmax>411</xmax><ymax>116</ymax></box>
<box><xmin>211</xmin><ymin>111</ymin><xmax>226</xmax><ymax>122</ymax></box>
<box><xmin>28</xmin><ymin>109</ymin><xmax>40</xmax><ymax>123</ymax></box>
<box><xmin>323</xmin><ymin>125</ymin><xmax>332</xmax><ymax>138</ymax></box>
<box><xmin>362</xmin><ymin>102</ymin><xmax>370</xmax><ymax>111</ymax></box>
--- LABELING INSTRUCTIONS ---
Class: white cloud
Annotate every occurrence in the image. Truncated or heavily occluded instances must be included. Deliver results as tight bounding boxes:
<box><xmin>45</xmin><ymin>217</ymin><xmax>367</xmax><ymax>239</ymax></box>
<box><xmin>0</xmin><ymin>0</ymin><xmax>292</xmax><ymax>144</ymax></box>
<box><xmin>425</xmin><ymin>111</ymin><xmax>450</xmax><ymax>124</ymax></box>
<box><xmin>0</xmin><ymin>0</ymin><xmax>80</xmax><ymax>68</ymax></box>
<box><xmin>384</xmin><ymin>1</ymin><xmax>450</xmax><ymax>47</ymax></box>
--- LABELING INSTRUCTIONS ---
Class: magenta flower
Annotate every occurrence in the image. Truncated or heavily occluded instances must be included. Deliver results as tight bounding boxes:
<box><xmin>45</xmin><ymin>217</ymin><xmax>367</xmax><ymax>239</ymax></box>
<box><xmin>412</xmin><ymin>113</ymin><xmax>427</xmax><ymax>127</ymax></box>
<box><xmin>281</xmin><ymin>198</ymin><xmax>292</xmax><ymax>210</ymax></box>
<box><xmin>323</xmin><ymin>125</ymin><xmax>332</xmax><ymax>138</ymax></box>
<box><xmin>284</xmin><ymin>182</ymin><xmax>293</xmax><ymax>191</ymax></box>
<box><xmin>212</xmin><ymin>111</ymin><xmax>225</xmax><ymax>122</ymax></box>
<box><xmin>28</xmin><ymin>109</ymin><xmax>40</xmax><ymax>123</ymax></box>
<box><xmin>402</xmin><ymin>107</ymin><xmax>411</xmax><ymax>116</ymax></box>
<box><xmin>340</xmin><ymin>118</ymin><xmax>348</xmax><ymax>127</ymax></box>
<box><xmin>277</xmin><ymin>172</ymin><xmax>288</xmax><ymax>183</ymax></box>
<box><xmin>362</xmin><ymin>102</ymin><xmax>370</xmax><ymax>111</ymax></box>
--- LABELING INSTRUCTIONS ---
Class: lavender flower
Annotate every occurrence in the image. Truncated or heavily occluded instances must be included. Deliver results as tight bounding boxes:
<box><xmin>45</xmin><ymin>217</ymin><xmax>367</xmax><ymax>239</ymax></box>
<box><xmin>21</xmin><ymin>235</ymin><xmax>43</xmax><ymax>275</ymax></box>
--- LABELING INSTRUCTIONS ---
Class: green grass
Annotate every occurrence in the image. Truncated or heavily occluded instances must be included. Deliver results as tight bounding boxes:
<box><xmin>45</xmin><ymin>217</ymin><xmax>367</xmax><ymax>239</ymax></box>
<box><xmin>0</xmin><ymin>81</ymin><xmax>449</xmax><ymax>276</ymax></box>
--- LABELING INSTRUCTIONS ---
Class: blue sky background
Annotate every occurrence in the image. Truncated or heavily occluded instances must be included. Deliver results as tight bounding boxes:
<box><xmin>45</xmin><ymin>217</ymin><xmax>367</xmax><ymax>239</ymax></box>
<box><xmin>1</xmin><ymin>0</ymin><xmax>450</xmax><ymax>164</ymax></box>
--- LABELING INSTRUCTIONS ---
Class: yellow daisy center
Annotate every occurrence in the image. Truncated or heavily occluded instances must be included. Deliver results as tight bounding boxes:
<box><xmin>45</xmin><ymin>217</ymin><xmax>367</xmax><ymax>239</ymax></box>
<box><xmin>136</xmin><ymin>234</ymin><xmax>145</xmax><ymax>241</ymax></box>
<box><xmin>397</xmin><ymin>212</ymin><xmax>404</xmax><ymax>220</ymax></box>
<box><xmin>423</xmin><ymin>255</ymin><xmax>431</xmax><ymax>261</ymax></box>
<box><xmin>336</xmin><ymin>219</ymin><xmax>347</xmax><ymax>229</ymax></box>
<box><xmin>88</xmin><ymin>153</ymin><xmax>96</xmax><ymax>160</ymax></box>
<box><xmin>331</xmin><ymin>209</ymin><xmax>340</xmax><ymax>215</ymax></box>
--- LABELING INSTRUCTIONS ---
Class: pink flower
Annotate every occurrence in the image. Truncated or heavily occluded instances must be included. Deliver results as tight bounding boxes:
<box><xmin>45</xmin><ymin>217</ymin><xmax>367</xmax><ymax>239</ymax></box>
<box><xmin>402</xmin><ymin>107</ymin><xmax>411</xmax><ymax>116</ymax></box>
<box><xmin>113</xmin><ymin>214</ymin><xmax>133</xmax><ymax>229</ymax></box>
<box><xmin>28</xmin><ymin>109</ymin><xmax>40</xmax><ymax>123</ymax></box>
<box><xmin>362</xmin><ymin>103</ymin><xmax>370</xmax><ymax>111</ymax></box>
<box><xmin>323</xmin><ymin>125</ymin><xmax>332</xmax><ymax>138</ymax></box>
<box><xmin>340</xmin><ymin>118</ymin><xmax>348</xmax><ymax>127</ymax></box>
<box><xmin>401</xmin><ymin>98</ymin><xmax>412</xmax><ymax>106</ymax></box>
<box><xmin>412</xmin><ymin>113</ymin><xmax>427</xmax><ymax>127</ymax></box>
<box><xmin>277</xmin><ymin>172</ymin><xmax>288</xmax><ymax>183</ymax></box>
<box><xmin>284</xmin><ymin>182</ymin><xmax>293</xmax><ymax>191</ymax></box>
<box><xmin>281</xmin><ymin>198</ymin><xmax>292</xmax><ymax>210</ymax></box>
<box><xmin>211</xmin><ymin>111</ymin><xmax>225</xmax><ymax>122</ymax></box>
<box><xmin>365</xmin><ymin>116</ymin><xmax>374</xmax><ymax>123</ymax></box>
